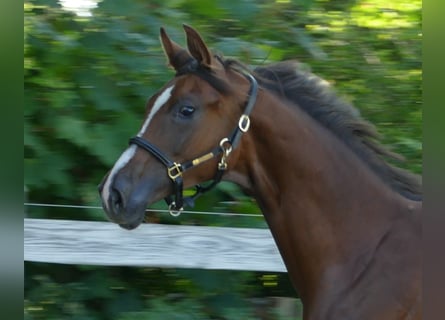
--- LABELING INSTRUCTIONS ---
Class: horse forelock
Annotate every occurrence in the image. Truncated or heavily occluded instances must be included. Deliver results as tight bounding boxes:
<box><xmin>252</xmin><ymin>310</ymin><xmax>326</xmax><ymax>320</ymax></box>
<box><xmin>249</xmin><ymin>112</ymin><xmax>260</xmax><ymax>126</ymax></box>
<box><xmin>174</xmin><ymin>56</ymin><xmax>232</xmax><ymax>96</ymax></box>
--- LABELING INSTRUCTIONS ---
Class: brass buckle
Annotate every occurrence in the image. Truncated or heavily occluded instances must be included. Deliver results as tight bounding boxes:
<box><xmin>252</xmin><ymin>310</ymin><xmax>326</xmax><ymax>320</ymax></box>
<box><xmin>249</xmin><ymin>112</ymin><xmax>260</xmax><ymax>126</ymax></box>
<box><xmin>167</xmin><ymin>163</ymin><xmax>183</xmax><ymax>180</ymax></box>
<box><xmin>238</xmin><ymin>114</ymin><xmax>251</xmax><ymax>133</ymax></box>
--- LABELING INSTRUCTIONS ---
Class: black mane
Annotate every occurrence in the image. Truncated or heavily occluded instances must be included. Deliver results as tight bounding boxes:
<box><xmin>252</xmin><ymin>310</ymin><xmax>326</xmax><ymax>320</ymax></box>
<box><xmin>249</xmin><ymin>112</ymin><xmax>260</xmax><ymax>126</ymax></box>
<box><xmin>223</xmin><ymin>59</ymin><xmax>422</xmax><ymax>201</ymax></box>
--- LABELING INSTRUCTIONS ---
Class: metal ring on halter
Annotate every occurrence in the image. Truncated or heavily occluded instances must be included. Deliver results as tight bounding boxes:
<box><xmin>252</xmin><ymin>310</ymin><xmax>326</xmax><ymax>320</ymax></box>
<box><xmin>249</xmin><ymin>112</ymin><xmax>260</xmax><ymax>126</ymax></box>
<box><xmin>219</xmin><ymin>138</ymin><xmax>233</xmax><ymax>156</ymax></box>
<box><xmin>169</xmin><ymin>202</ymin><xmax>183</xmax><ymax>217</ymax></box>
<box><xmin>238</xmin><ymin>114</ymin><xmax>251</xmax><ymax>133</ymax></box>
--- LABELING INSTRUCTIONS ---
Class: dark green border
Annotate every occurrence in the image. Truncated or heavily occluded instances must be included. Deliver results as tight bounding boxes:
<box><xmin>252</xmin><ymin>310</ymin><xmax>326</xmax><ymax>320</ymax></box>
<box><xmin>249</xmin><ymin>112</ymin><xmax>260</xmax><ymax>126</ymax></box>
<box><xmin>423</xmin><ymin>0</ymin><xmax>445</xmax><ymax>319</ymax></box>
<box><xmin>0</xmin><ymin>0</ymin><xmax>24</xmax><ymax>318</ymax></box>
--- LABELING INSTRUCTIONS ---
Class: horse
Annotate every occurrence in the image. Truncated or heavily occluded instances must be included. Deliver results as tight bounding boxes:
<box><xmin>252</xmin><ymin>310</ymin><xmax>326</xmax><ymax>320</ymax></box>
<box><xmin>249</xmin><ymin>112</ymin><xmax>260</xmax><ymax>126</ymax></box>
<box><xmin>98</xmin><ymin>25</ymin><xmax>422</xmax><ymax>319</ymax></box>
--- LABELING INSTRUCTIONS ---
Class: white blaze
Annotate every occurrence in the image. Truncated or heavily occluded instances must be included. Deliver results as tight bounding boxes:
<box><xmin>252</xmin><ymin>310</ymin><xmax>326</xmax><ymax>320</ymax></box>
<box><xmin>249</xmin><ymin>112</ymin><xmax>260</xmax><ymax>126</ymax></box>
<box><xmin>101</xmin><ymin>85</ymin><xmax>175</xmax><ymax>208</ymax></box>
<box><xmin>101</xmin><ymin>145</ymin><xmax>137</xmax><ymax>209</ymax></box>
<box><xmin>138</xmin><ymin>86</ymin><xmax>175</xmax><ymax>137</ymax></box>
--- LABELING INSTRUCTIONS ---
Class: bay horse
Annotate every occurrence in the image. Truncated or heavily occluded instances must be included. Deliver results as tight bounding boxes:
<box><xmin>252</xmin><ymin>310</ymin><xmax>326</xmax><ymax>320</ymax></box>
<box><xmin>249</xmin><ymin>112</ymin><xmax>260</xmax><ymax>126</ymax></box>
<box><xmin>99</xmin><ymin>25</ymin><xmax>421</xmax><ymax>319</ymax></box>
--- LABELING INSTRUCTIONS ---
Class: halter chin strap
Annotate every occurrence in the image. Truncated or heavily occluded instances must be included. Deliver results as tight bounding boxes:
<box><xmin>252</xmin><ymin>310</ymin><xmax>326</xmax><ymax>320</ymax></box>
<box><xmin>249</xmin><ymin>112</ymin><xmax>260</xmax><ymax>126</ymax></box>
<box><xmin>129</xmin><ymin>72</ymin><xmax>258</xmax><ymax>216</ymax></box>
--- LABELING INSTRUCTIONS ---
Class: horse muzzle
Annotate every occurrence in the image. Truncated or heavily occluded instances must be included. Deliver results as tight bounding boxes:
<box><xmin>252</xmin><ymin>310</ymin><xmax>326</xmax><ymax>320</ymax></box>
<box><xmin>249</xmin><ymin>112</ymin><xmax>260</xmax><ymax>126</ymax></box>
<box><xmin>98</xmin><ymin>172</ymin><xmax>164</xmax><ymax>230</ymax></box>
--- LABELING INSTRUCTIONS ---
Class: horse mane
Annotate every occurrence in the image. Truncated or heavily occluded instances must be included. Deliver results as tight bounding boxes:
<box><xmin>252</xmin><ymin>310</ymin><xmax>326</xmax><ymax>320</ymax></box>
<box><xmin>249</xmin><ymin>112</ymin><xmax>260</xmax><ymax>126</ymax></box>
<box><xmin>220</xmin><ymin>58</ymin><xmax>422</xmax><ymax>201</ymax></box>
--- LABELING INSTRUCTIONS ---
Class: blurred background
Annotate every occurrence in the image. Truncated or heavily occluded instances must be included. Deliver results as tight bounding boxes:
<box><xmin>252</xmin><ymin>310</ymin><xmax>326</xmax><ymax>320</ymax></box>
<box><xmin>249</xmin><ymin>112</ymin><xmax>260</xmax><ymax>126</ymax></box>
<box><xmin>24</xmin><ymin>0</ymin><xmax>421</xmax><ymax>319</ymax></box>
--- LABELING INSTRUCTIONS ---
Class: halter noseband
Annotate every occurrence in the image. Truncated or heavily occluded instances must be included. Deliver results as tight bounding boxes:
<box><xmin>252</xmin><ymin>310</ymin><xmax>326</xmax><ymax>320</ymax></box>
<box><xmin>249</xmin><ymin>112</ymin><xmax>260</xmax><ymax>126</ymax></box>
<box><xmin>129</xmin><ymin>72</ymin><xmax>258</xmax><ymax>216</ymax></box>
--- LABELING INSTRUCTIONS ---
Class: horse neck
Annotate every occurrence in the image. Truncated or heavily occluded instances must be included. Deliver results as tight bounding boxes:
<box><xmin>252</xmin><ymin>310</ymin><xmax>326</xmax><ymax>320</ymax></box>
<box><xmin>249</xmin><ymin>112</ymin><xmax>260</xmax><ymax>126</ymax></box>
<box><xmin>228</xmin><ymin>88</ymin><xmax>407</xmax><ymax>303</ymax></box>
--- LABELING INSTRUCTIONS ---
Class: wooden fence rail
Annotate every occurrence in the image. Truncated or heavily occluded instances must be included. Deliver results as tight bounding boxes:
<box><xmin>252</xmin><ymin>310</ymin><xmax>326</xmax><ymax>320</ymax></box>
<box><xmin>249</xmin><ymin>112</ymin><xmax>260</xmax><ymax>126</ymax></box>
<box><xmin>24</xmin><ymin>218</ymin><xmax>287</xmax><ymax>272</ymax></box>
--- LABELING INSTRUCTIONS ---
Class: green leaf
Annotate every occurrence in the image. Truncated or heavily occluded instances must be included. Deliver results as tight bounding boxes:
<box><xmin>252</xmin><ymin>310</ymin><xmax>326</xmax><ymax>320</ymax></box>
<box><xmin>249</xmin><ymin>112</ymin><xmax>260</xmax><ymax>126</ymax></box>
<box><xmin>52</xmin><ymin>116</ymin><xmax>90</xmax><ymax>147</ymax></box>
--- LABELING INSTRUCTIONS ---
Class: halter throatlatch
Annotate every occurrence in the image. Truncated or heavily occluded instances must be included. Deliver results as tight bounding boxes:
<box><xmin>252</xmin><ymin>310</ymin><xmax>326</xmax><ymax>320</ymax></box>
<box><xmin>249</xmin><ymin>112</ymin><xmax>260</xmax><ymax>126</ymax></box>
<box><xmin>129</xmin><ymin>72</ymin><xmax>258</xmax><ymax>216</ymax></box>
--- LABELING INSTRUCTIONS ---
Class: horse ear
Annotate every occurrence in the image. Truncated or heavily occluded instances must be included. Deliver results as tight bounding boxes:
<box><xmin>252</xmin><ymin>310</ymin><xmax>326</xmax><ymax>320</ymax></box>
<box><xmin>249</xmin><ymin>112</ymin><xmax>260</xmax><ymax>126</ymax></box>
<box><xmin>183</xmin><ymin>24</ymin><xmax>212</xmax><ymax>68</ymax></box>
<box><xmin>160</xmin><ymin>27</ymin><xmax>193</xmax><ymax>71</ymax></box>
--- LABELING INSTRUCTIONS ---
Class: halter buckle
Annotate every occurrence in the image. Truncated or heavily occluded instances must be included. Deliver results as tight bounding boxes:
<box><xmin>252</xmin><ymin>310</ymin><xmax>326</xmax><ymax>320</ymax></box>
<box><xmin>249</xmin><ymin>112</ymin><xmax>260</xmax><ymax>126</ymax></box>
<box><xmin>167</xmin><ymin>162</ymin><xmax>183</xmax><ymax>180</ymax></box>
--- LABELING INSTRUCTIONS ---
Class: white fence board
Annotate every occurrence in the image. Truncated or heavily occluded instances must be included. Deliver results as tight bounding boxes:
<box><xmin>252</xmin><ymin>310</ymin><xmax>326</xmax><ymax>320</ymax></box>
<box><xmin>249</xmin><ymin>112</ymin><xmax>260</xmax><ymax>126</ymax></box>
<box><xmin>24</xmin><ymin>218</ymin><xmax>287</xmax><ymax>272</ymax></box>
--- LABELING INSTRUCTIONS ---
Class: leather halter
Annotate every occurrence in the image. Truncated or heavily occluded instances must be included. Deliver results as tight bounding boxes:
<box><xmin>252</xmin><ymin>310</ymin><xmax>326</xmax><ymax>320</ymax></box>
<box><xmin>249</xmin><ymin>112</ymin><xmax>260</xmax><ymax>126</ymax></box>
<box><xmin>129</xmin><ymin>72</ymin><xmax>258</xmax><ymax>216</ymax></box>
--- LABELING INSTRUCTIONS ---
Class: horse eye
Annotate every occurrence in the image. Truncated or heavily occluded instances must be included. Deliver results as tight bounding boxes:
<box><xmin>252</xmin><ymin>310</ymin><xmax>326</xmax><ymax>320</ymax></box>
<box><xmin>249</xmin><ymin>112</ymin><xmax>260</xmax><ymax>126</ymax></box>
<box><xmin>179</xmin><ymin>105</ymin><xmax>195</xmax><ymax>117</ymax></box>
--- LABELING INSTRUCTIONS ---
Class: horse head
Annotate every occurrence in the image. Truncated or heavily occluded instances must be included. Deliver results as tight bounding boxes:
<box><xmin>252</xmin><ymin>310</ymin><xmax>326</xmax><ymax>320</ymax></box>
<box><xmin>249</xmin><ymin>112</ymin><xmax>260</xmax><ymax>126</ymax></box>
<box><xmin>99</xmin><ymin>25</ymin><xmax>256</xmax><ymax>229</ymax></box>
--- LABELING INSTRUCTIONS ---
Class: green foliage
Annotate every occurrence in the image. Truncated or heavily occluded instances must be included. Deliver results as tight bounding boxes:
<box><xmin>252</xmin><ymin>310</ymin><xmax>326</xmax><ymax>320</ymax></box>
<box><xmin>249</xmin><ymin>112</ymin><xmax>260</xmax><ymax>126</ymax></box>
<box><xmin>25</xmin><ymin>0</ymin><xmax>421</xmax><ymax>318</ymax></box>
<box><xmin>25</xmin><ymin>264</ymin><xmax>297</xmax><ymax>320</ymax></box>
<box><xmin>116</xmin><ymin>299</ymin><xmax>208</xmax><ymax>320</ymax></box>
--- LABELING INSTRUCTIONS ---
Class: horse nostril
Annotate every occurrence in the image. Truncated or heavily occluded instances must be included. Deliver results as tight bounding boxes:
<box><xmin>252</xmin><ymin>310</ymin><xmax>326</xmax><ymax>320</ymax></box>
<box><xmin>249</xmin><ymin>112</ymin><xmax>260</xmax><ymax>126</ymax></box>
<box><xmin>110</xmin><ymin>187</ymin><xmax>125</xmax><ymax>214</ymax></box>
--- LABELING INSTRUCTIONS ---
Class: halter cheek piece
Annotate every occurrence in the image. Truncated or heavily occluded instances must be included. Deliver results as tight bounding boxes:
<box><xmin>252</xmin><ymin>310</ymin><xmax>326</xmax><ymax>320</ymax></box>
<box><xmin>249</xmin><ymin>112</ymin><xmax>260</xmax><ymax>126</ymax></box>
<box><xmin>129</xmin><ymin>71</ymin><xmax>258</xmax><ymax>216</ymax></box>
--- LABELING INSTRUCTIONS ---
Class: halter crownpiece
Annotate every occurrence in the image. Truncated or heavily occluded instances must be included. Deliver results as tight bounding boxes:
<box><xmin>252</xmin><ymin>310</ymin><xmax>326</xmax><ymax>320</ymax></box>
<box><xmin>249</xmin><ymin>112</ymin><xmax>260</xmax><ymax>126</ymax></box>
<box><xmin>129</xmin><ymin>72</ymin><xmax>258</xmax><ymax>216</ymax></box>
